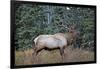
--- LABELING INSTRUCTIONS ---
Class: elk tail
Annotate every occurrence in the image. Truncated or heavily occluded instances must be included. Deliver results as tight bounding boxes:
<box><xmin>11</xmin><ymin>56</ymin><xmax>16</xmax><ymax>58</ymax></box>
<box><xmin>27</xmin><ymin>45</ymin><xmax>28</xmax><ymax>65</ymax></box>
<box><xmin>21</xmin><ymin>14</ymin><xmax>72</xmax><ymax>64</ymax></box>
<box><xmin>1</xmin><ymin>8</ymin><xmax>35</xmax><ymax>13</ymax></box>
<box><xmin>31</xmin><ymin>37</ymin><xmax>35</xmax><ymax>49</ymax></box>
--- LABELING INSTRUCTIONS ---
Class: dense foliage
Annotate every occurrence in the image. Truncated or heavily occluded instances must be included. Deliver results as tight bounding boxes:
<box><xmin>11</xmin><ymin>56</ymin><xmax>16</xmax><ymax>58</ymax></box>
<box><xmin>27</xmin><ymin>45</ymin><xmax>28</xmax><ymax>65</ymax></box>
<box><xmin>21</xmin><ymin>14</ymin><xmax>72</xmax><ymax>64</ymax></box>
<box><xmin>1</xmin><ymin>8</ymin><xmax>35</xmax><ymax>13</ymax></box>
<box><xmin>14</xmin><ymin>3</ymin><xmax>95</xmax><ymax>51</ymax></box>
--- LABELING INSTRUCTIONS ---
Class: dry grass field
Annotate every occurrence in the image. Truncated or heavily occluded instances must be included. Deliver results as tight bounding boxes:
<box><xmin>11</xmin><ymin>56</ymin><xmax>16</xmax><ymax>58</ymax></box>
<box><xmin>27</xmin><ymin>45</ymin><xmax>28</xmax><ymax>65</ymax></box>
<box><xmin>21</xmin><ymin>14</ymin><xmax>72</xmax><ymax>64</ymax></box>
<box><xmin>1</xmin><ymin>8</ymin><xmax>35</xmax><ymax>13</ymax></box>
<box><xmin>15</xmin><ymin>46</ymin><xmax>94</xmax><ymax>65</ymax></box>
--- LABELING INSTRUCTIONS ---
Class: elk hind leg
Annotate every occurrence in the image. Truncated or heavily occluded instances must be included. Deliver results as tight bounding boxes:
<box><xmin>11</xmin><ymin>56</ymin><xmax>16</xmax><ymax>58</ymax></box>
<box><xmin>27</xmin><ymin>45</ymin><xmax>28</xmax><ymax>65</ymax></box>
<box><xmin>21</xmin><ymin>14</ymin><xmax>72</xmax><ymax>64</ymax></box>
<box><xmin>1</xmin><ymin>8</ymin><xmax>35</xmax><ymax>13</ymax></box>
<box><xmin>60</xmin><ymin>47</ymin><xmax>65</xmax><ymax>62</ymax></box>
<box><xmin>32</xmin><ymin>47</ymin><xmax>37</xmax><ymax>64</ymax></box>
<box><xmin>32</xmin><ymin>46</ymin><xmax>44</xmax><ymax>63</ymax></box>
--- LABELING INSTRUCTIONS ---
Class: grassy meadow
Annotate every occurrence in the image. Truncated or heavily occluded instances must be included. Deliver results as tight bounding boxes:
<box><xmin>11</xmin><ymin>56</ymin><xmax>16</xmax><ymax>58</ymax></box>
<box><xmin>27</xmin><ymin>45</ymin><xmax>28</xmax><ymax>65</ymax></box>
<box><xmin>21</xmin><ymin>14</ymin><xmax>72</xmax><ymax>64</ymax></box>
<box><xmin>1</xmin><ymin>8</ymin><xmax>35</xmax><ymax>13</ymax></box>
<box><xmin>15</xmin><ymin>46</ymin><xmax>94</xmax><ymax>65</ymax></box>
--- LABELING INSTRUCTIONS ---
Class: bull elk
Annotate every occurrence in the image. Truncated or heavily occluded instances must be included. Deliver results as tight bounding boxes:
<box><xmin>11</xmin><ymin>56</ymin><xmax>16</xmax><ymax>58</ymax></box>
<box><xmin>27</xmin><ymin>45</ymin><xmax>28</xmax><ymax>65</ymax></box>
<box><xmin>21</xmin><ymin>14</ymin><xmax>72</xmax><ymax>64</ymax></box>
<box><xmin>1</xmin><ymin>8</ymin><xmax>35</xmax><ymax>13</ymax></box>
<box><xmin>32</xmin><ymin>24</ymin><xmax>79</xmax><ymax>63</ymax></box>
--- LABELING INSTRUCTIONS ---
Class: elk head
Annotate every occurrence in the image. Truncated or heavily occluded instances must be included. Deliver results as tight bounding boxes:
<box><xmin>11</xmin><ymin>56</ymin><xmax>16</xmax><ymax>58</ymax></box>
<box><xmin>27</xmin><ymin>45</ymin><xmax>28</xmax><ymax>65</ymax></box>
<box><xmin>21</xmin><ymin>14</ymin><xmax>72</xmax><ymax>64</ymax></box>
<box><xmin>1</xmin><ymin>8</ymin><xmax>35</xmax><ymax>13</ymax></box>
<box><xmin>60</xmin><ymin>23</ymin><xmax>80</xmax><ymax>46</ymax></box>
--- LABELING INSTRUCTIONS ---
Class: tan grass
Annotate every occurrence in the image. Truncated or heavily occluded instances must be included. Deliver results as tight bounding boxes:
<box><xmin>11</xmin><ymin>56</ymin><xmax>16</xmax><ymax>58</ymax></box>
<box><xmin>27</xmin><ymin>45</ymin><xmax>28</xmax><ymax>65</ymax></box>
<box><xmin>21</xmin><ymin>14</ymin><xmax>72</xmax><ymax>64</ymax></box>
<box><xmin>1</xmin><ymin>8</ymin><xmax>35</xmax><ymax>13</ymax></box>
<box><xmin>15</xmin><ymin>47</ymin><xmax>94</xmax><ymax>65</ymax></box>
